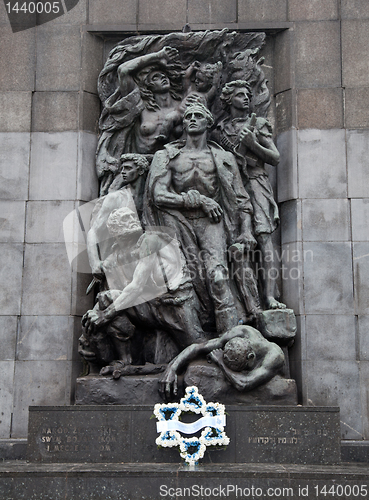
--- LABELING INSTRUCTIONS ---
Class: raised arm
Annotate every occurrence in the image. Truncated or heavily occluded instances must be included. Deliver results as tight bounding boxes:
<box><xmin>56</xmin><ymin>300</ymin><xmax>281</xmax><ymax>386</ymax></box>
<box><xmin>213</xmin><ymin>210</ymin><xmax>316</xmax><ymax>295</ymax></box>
<box><xmin>118</xmin><ymin>47</ymin><xmax>179</xmax><ymax>95</ymax></box>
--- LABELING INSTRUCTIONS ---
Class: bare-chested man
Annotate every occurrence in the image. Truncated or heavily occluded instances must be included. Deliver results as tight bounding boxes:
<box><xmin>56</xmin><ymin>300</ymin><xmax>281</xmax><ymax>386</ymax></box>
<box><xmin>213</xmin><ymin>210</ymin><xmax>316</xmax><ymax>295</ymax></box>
<box><xmin>145</xmin><ymin>103</ymin><xmax>257</xmax><ymax>333</ymax></box>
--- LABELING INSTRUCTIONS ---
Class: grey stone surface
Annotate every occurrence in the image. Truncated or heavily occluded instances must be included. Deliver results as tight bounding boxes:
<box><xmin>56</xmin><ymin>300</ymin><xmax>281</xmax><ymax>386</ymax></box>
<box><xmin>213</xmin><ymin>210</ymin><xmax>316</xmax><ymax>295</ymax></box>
<box><xmin>347</xmin><ymin>129</ymin><xmax>369</xmax><ymax>198</ymax></box>
<box><xmin>25</xmin><ymin>201</ymin><xmax>74</xmax><ymax>243</ymax></box>
<box><xmin>80</xmin><ymin>91</ymin><xmax>100</xmax><ymax>133</ymax></box>
<box><xmin>297</xmin><ymin>88</ymin><xmax>343</xmax><ymax>129</ymax></box>
<box><xmin>29</xmin><ymin>132</ymin><xmax>78</xmax><ymax>200</ymax></box>
<box><xmin>0</xmin><ymin>201</ymin><xmax>25</xmax><ymax>243</ymax></box>
<box><xmin>21</xmin><ymin>244</ymin><xmax>72</xmax><ymax>316</ymax></box>
<box><xmin>288</xmin><ymin>0</ymin><xmax>338</xmax><ymax>20</ymax></box>
<box><xmin>297</xmin><ymin>129</ymin><xmax>347</xmax><ymax>199</ymax></box>
<box><xmin>0</xmin><ymin>439</ymin><xmax>27</xmax><ymax>460</ymax></box>
<box><xmin>353</xmin><ymin>242</ymin><xmax>369</xmax><ymax>315</ymax></box>
<box><xmin>342</xmin><ymin>20</ymin><xmax>369</xmax><ymax>88</ymax></box>
<box><xmin>138</xmin><ymin>0</ymin><xmax>186</xmax><ymax>25</ymax></box>
<box><xmin>258</xmin><ymin>309</ymin><xmax>296</xmax><ymax>345</ymax></box>
<box><xmin>294</xmin><ymin>21</ymin><xmax>341</xmax><ymax>88</ymax></box>
<box><xmin>3</xmin><ymin>464</ymin><xmax>369</xmax><ymax>500</ymax></box>
<box><xmin>238</xmin><ymin>0</ymin><xmax>287</xmax><ymax>22</ymax></box>
<box><xmin>345</xmin><ymin>87</ymin><xmax>369</xmax><ymax>129</ymax></box>
<box><xmin>189</xmin><ymin>0</ymin><xmax>236</xmax><ymax>24</ymax></box>
<box><xmin>27</xmin><ymin>406</ymin><xmax>340</xmax><ymax>465</ymax></box>
<box><xmin>81</xmin><ymin>33</ymin><xmax>103</xmax><ymax>95</ymax></box>
<box><xmin>0</xmin><ymin>317</ymin><xmax>17</xmax><ymax>361</ymax></box>
<box><xmin>51</xmin><ymin>0</ymin><xmax>87</xmax><ymax>24</ymax></box>
<box><xmin>305</xmin><ymin>315</ymin><xmax>356</xmax><ymax>361</ymax></box>
<box><xmin>76</xmin><ymin>375</ymin><xmax>166</xmax><ymax>405</ymax></box>
<box><xmin>17</xmin><ymin>316</ymin><xmax>74</xmax><ymax>361</ymax></box>
<box><xmin>276</xmin><ymin>129</ymin><xmax>298</xmax><ymax>202</ymax></box>
<box><xmin>302</xmin><ymin>199</ymin><xmax>350</xmax><ymax>241</ymax></box>
<box><xmin>71</xmin><ymin>270</ymin><xmax>95</xmax><ymax>316</ymax></box>
<box><xmin>11</xmin><ymin>361</ymin><xmax>70</xmax><ymax>438</ymax></box>
<box><xmin>274</xmin><ymin>29</ymin><xmax>293</xmax><ymax>95</ymax></box>
<box><xmin>32</xmin><ymin>92</ymin><xmax>79</xmax><ymax>132</ymax></box>
<box><xmin>304</xmin><ymin>360</ymin><xmax>362</xmax><ymax>439</ymax></box>
<box><xmin>280</xmin><ymin>242</ymin><xmax>304</xmax><ymax>314</ymax></box>
<box><xmin>359</xmin><ymin>362</ymin><xmax>369</xmax><ymax>438</ymax></box>
<box><xmin>289</xmin><ymin>314</ymin><xmax>305</xmax><ymax>401</ymax></box>
<box><xmin>0</xmin><ymin>244</ymin><xmax>23</xmax><ymax>316</ymax></box>
<box><xmin>36</xmin><ymin>26</ymin><xmax>81</xmax><ymax>92</ymax></box>
<box><xmin>358</xmin><ymin>316</ymin><xmax>369</xmax><ymax>360</ymax></box>
<box><xmin>303</xmin><ymin>242</ymin><xmax>354</xmax><ymax>314</ymax></box>
<box><xmin>77</xmin><ymin>132</ymin><xmax>99</xmax><ymax>201</ymax></box>
<box><xmin>275</xmin><ymin>90</ymin><xmax>294</xmax><ymax>133</ymax></box>
<box><xmin>0</xmin><ymin>30</ymin><xmax>35</xmax><ymax>91</ymax></box>
<box><xmin>0</xmin><ymin>361</ymin><xmax>14</xmax><ymax>439</ymax></box>
<box><xmin>351</xmin><ymin>199</ymin><xmax>369</xmax><ymax>241</ymax></box>
<box><xmin>0</xmin><ymin>132</ymin><xmax>30</xmax><ymax>200</ymax></box>
<box><xmin>89</xmin><ymin>0</ymin><xmax>137</xmax><ymax>24</ymax></box>
<box><xmin>280</xmin><ymin>200</ymin><xmax>302</xmax><ymax>244</ymax></box>
<box><xmin>341</xmin><ymin>441</ymin><xmax>369</xmax><ymax>463</ymax></box>
<box><xmin>342</xmin><ymin>0</ymin><xmax>369</xmax><ymax>18</ymax></box>
<box><xmin>0</xmin><ymin>92</ymin><xmax>32</xmax><ymax>132</ymax></box>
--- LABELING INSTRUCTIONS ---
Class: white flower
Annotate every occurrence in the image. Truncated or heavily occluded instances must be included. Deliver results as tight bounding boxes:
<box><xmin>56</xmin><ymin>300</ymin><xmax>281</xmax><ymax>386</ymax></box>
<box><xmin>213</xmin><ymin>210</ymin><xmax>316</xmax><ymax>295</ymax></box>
<box><xmin>153</xmin><ymin>386</ymin><xmax>230</xmax><ymax>465</ymax></box>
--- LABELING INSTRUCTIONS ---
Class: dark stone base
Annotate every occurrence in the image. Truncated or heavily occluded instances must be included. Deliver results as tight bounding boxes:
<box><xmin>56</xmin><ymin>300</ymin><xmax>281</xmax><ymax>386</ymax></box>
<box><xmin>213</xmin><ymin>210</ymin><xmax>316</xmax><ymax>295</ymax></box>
<box><xmin>342</xmin><ymin>441</ymin><xmax>369</xmax><ymax>463</ymax></box>
<box><xmin>75</xmin><ymin>374</ymin><xmax>163</xmax><ymax>405</ymax></box>
<box><xmin>75</xmin><ymin>368</ymin><xmax>298</xmax><ymax>406</ymax></box>
<box><xmin>27</xmin><ymin>405</ymin><xmax>340</xmax><ymax>465</ymax></box>
<box><xmin>1</xmin><ymin>462</ymin><xmax>369</xmax><ymax>500</ymax></box>
<box><xmin>0</xmin><ymin>440</ymin><xmax>27</xmax><ymax>461</ymax></box>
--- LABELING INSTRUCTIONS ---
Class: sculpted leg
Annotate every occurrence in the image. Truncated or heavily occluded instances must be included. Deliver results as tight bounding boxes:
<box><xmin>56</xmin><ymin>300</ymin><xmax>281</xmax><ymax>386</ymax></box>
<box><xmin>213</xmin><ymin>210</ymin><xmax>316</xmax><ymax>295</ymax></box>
<box><xmin>256</xmin><ymin>233</ymin><xmax>286</xmax><ymax>310</ymax></box>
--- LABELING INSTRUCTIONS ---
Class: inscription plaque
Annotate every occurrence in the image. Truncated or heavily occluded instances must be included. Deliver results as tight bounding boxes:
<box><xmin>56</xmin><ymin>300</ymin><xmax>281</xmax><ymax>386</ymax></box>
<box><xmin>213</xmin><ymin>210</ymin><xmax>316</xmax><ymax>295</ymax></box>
<box><xmin>27</xmin><ymin>406</ymin><xmax>341</xmax><ymax>464</ymax></box>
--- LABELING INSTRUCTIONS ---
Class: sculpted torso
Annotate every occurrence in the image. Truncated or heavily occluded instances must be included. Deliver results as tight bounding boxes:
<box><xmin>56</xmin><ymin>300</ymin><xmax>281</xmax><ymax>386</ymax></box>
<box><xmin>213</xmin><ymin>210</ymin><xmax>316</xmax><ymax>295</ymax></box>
<box><xmin>170</xmin><ymin>149</ymin><xmax>219</xmax><ymax>199</ymax></box>
<box><xmin>136</xmin><ymin>106</ymin><xmax>181</xmax><ymax>154</ymax></box>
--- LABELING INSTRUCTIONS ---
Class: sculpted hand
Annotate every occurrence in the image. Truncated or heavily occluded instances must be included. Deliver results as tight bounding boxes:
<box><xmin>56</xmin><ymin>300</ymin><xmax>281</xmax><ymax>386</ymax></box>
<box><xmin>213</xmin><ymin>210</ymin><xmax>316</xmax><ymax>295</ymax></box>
<box><xmin>82</xmin><ymin>309</ymin><xmax>107</xmax><ymax>334</ymax></box>
<box><xmin>159</xmin><ymin>366</ymin><xmax>178</xmax><ymax>402</ymax></box>
<box><xmin>184</xmin><ymin>93</ymin><xmax>203</xmax><ymax>106</ymax></box>
<box><xmin>92</xmin><ymin>262</ymin><xmax>104</xmax><ymax>282</ymax></box>
<box><xmin>207</xmin><ymin>348</ymin><xmax>223</xmax><ymax>366</ymax></box>
<box><xmin>240</xmin><ymin>127</ymin><xmax>258</xmax><ymax>149</ymax></box>
<box><xmin>236</xmin><ymin>231</ymin><xmax>257</xmax><ymax>252</ymax></box>
<box><xmin>159</xmin><ymin>46</ymin><xmax>179</xmax><ymax>63</ymax></box>
<box><xmin>183</xmin><ymin>189</ymin><xmax>202</xmax><ymax>208</ymax></box>
<box><xmin>200</xmin><ymin>196</ymin><xmax>223</xmax><ymax>223</ymax></box>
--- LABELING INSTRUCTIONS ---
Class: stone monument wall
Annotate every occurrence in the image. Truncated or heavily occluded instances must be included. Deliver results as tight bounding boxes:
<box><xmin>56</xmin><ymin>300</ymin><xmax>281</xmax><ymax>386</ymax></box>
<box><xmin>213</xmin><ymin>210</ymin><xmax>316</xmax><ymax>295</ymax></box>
<box><xmin>0</xmin><ymin>0</ymin><xmax>368</xmax><ymax>443</ymax></box>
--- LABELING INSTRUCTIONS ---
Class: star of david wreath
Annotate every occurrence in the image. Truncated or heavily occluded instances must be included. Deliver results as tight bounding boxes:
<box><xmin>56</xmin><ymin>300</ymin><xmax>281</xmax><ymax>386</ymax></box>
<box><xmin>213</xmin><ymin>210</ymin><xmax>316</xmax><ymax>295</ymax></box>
<box><xmin>153</xmin><ymin>386</ymin><xmax>230</xmax><ymax>465</ymax></box>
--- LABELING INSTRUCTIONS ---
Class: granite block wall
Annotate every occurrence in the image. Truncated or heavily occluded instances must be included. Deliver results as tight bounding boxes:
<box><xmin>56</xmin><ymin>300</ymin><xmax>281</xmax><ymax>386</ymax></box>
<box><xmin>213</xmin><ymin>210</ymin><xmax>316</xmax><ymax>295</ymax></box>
<box><xmin>0</xmin><ymin>0</ymin><xmax>368</xmax><ymax>442</ymax></box>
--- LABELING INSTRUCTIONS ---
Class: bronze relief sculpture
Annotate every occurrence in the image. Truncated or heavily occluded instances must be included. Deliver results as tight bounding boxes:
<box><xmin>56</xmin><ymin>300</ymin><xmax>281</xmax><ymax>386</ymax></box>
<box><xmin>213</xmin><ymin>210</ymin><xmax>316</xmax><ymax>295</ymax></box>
<box><xmin>79</xmin><ymin>30</ymin><xmax>297</xmax><ymax>404</ymax></box>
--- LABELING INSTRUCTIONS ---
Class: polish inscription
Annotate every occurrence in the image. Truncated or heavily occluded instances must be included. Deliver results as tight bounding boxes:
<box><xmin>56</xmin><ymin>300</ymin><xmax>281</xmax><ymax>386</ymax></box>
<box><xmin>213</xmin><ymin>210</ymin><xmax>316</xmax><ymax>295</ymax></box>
<box><xmin>39</xmin><ymin>424</ymin><xmax>119</xmax><ymax>454</ymax></box>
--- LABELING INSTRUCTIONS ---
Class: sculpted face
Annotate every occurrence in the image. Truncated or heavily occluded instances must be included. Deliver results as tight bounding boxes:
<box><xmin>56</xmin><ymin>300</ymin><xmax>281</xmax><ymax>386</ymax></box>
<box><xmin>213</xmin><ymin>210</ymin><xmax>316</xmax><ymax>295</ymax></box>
<box><xmin>146</xmin><ymin>71</ymin><xmax>170</xmax><ymax>93</ymax></box>
<box><xmin>107</xmin><ymin>208</ymin><xmax>142</xmax><ymax>241</ymax></box>
<box><xmin>194</xmin><ymin>72</ymin><xmax>211</xmax><ymax>92</ymax></box>
<box><xmin>183</xmin><ymin>110</ymin><xmax>208</xmax><ymax>135</ymax></box>
<box><xmin>120</xmin><ymin>160</ymin><xmax>140</xmax><ymax>186</ymax></box>
<box><xmin>231</xmin><ymin>87</ymin><xmax>250</xmax><ymax>111</ymax></box>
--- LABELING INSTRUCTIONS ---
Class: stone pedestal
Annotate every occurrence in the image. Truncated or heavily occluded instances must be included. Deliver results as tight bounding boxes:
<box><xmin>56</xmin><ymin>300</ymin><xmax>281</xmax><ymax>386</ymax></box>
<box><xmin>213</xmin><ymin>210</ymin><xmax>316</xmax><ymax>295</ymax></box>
<box><xmin>27</xmin><ymin>405</ymin><xmax>341</xmax><ymax>465</ymax></box>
